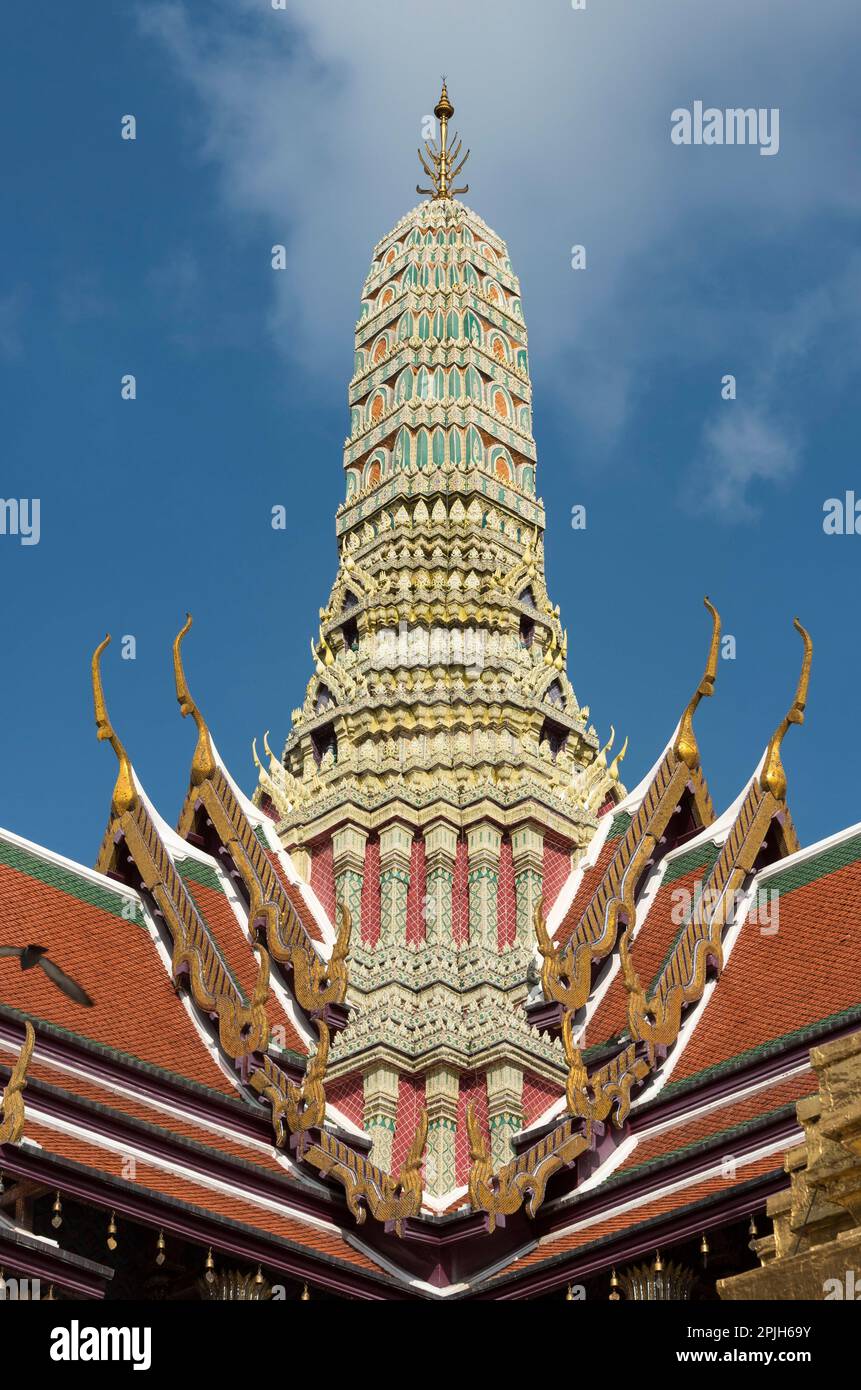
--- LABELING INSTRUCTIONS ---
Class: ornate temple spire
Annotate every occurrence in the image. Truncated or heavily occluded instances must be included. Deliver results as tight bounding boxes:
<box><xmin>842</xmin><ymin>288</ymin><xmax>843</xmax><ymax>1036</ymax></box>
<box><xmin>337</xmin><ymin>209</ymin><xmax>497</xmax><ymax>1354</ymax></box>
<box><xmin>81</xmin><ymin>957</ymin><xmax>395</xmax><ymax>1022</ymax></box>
<box><xmin>417</xmin><ymin>79</ymin><xmax>470</xmax><ymax>200</ymax></box>
<box><xmin>273</xmin><ymin>104</ymin><xmax>605</xmax><ymax>844</ymax></box>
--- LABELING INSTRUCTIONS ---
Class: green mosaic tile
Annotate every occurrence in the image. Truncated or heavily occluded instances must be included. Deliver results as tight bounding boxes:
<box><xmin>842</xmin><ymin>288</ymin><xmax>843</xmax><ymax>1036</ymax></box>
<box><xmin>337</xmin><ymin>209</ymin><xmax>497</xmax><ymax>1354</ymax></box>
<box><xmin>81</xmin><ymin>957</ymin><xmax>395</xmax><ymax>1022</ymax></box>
<box><xmin>608</xmin><ymin>811</ymin><xmax>632</xmax><ymax>840</ymax></box>
<box><xmin>661</xmin><ymin>839</ymin><xmax>721</xmax><ymax>886</ymax></box>
<box><xmin>0</xmin><ymin>837</ymin><xmax>141</xmax><ymax>924</ymax></box>
<box><xmin>764</xmin><ymin>833</ymin><xmax>861</xmax><ymax>899</ymax></box>
<box><xmin>175</xmin><ymin>856</ymin><xmax>224</xmax><ymax>896</ymax></box>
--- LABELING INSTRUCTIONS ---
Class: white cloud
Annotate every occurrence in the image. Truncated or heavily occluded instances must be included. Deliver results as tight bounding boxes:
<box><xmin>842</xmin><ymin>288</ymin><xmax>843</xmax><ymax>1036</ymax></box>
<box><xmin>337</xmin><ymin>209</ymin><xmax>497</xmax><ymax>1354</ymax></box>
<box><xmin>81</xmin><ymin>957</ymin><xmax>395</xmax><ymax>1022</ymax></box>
<box><xmin>687</xmin><ymin>405</ymin><xmax>800</xmax><ymax>521</ymax></box>
<box><xmin>684</xmin><ymin>251</ymin><xmax>861</xmax><ymax>517</ymax></box>
<box><xmin>137</xmin><ymin>0</ymin><xmax>861</xmax><ymax>504</ymax></box>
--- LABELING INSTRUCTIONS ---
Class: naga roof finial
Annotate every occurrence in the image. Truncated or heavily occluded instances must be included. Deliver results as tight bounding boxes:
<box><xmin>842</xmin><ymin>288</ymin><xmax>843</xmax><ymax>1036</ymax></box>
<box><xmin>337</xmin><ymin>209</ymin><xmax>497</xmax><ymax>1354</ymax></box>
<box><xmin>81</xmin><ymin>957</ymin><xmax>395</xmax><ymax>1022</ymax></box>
<box><xmin>0</xmin><ymin>1021</ymin><xmax>36</xmax><ymax>1145</ymax></box>
<box><xmin>674</xmin><ymin>597</ymin><xmax>721</xmax><ymax>770</ymax></box>
<box><xmin>761</xmin><ymin>617</ymin><xmax>812</xmax><ymax>802</ymax></box>
<box><xmin>608</xmin><ymin>734</ymin><xmax>629</xmax><ymax>782</ymax></box>
<box><xmin>92</xmin><ymin>635</ymin><xmax>137</xmax><ymax>816</ymax></box>
<box><xmin>417</xmin><ymin>79</ymin><xmax>470</xmax><ymax>201</ymax></box>
<box><xmin>173</xmin><ymin>614</ymin><xmax>216</xmax><ymax>787</ymax></box>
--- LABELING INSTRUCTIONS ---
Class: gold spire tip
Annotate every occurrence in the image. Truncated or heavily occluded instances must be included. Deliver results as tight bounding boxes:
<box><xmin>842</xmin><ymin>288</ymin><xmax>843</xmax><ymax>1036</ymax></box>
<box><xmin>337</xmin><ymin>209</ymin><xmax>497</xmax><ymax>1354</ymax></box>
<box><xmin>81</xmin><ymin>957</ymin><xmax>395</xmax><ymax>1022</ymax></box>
<box><xmin>417</xmin><ymin>79</ymin><xmax>470</xmax><ymax>201</ymax></box>
<box><xmin>173</xmin><ymin>613</ymin><xmax>216</xmax><ymax>786</ymax></box>
<box><xmin>91</xmin><ymin>634</ymin><xmax>137</xmax><ymax>816</ymax></box>
<box><xmin>761</xmin><ymin>617</ymin><xmax>812</xmax><ymax>801</ymax></box>
<box><xmin>674</xmin><ymin>597</ymin><xmax>721</xmax><ymax>770</ymax></box>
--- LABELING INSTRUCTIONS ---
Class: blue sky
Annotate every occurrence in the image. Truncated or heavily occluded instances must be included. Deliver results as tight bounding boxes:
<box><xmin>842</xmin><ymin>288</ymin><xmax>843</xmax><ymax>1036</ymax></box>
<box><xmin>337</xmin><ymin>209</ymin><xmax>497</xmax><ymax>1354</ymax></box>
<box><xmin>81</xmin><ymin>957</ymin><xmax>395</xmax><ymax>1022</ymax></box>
<box><xmin>1</xmin><ymin>0</ymin><xmax>859</xmax><ymax>866</ymax></box>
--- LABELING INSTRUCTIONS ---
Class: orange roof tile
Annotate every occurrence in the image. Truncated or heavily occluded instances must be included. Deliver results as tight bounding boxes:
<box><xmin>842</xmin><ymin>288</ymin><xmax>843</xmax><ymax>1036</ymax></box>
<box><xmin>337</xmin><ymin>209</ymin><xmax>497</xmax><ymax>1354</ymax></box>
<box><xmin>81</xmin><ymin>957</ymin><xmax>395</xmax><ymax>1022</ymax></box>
<box><xmin>180</xmin><ymin>871</ymin><xmax>308</xmax><ymax>1056</ymax></box>
<box><xmin>0</xmin><ymin>854</ymin><xmax>234</xmax><ymax>1096</ymax></box>
<box><xmin>554</xmin><ymin>835</ymin><xmax>620</xmax><ymax>948</ymax></box>
<box><xmin>588</xmin><ymin>858</ymin><xmax>716</xmax><ymax>1047</ymax></box>
<box><xmin>495</xmin><ymin>1151</ymin><xmax>786</xmax><ymax>1276</ymax></box>
<box><xmin>670</xmin><ymin>848</ymin><xmax>861</xmax><ymax>1087</ymax></box>
<box><xmin>18</xmin><ymin>1055</ymin><xmax>285</xmax><ymax>1178</ymax></box>
<box><xmin>23</xmin><ymin>1119</ymin><xmax>384</xmax><ymax>1275</ymax></box>
<box><xmin>615</xmin><ymin>1069</ymin><xmax>814</xmax><ymax>1176</ymax></box>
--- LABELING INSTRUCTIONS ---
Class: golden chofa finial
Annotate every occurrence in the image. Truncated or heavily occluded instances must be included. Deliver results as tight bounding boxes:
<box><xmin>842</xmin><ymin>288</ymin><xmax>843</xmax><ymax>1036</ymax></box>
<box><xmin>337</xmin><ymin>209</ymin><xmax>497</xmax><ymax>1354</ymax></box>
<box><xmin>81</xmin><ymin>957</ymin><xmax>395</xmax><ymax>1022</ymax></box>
<box><xmin>761</xmin><ymin>618</ymin><xmax>813</xmax><ymax>802</ymax></box>
<box><xmin>417</xmin><ymin>78</ymin><xmax>470</xmax><ymax>201</ymax></box>
<box><xmin>608</xmin><ymin>734</ymin><xmax>629</xmax><ymax>783</ymax></box>
<box><xmin>173</xmin><ymin>614</ymin><xmax>216</xmax><ymax>787</ymax></box>
<box><xmin>92</xmin><ymin>635</ymin><xmax>137</xmax><ymax>817</ymax></box>
<box><xmin>674</xmin><ymin>597</ymin><xmax>721</xmax><ymax>770</ymax></box>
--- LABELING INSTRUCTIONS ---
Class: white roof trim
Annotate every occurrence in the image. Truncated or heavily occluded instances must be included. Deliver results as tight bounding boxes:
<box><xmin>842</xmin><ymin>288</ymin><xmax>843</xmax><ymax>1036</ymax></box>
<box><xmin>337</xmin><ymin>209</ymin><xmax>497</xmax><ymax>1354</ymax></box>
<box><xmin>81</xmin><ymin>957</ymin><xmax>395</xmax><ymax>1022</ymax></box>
<box><xmin>755</xmin><ymin>815</ymin><xmax>861</xmax><ymax>882</ymax></box>
<box><xmin>533</xmin><ymin>1135</ymin><xmax>796</xmax><ymax>1251</ymax></box>
<box><xmin>0</xmin><ymin>824</ymin><xmax>144</xmax><ymax>906</ymax></box>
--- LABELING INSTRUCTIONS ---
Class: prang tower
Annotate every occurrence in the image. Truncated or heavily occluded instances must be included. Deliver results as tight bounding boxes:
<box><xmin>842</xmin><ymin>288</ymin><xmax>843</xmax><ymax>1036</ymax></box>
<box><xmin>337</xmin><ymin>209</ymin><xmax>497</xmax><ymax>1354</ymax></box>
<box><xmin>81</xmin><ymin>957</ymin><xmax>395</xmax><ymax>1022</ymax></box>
<box><xmin>254</xmin><ymin>85</ymin><xmax>625</xmax><ymax>1195</ymax></box>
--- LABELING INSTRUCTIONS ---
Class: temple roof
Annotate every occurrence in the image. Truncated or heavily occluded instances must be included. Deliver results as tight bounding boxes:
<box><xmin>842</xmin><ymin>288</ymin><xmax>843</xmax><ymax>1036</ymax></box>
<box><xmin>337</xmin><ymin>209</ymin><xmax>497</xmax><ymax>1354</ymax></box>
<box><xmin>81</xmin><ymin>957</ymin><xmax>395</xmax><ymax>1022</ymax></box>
<box><xmin>0</xmin><ymin>603</ymin><xmax>858</xmax><ymax>1296</ymax></box>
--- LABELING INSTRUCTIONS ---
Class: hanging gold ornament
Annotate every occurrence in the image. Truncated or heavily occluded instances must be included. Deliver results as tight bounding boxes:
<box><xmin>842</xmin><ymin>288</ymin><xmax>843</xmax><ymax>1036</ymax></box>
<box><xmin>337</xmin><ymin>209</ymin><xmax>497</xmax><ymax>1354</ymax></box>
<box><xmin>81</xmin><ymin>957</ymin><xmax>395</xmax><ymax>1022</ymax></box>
<box><xmin>565</xmin><ymin>1282</ymin><xmax>575</xmax><ymax>1301</ymax></box>
<box><xmin>44</xmin><ymin>1284</ymin><xmax>56</xmax><ymax>1301</ymax></box>
<box><xmin>155</xmin><ymin>1230</ymin><xmax>166</xmax><ymax>1267</ymax></box>
<box><xmin>609</xmin><ymin>1268</ymin><xmax>621</xmax><ymax>1301</ymax></box>
<box><xmin>653</xmin><ymin>1249</ymin><xmax>663</xmax><ymax>1273</ymax></box>
<box><xmin>51</xmin><ymin>1192</ymin><xmax>63</xmax><ymax>1229</ymax></box>
<box><xmin>300</xmin><ymin>1281</ymin><xmax>311</xmax><ymax>1301</ymax></box>
<box><xmin>106</xmin><ymin>1211</ymin><xmax>118</xmax><ymax>1252</ymax></box>
<box><xmin>254</xmin><ymin>1265</ymin><xmax>265</xmax><ymax>1287</ymax></box>
<box><xmin>204</xmin><ymin>1247</ymin><xmax>216</xmax><ymax>1284</ymax></box>
<box><xmin>699</xmin><ymin>1232</ymin><xmax>709</xmax><ymax>1267</ymax></box>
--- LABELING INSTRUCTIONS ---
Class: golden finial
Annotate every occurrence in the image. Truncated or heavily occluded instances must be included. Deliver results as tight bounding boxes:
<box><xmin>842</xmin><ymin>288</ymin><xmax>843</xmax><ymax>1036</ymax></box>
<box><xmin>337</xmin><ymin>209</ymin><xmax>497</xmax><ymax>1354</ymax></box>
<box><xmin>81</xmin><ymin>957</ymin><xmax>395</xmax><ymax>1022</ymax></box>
<box><xmin>674</xmin><ymin>597</ymin><xmax>721</xmax><ymax>770</ymax></box>
<box><xmin>608</xmin><ymin>735</ymin><xmax>629</xmax><ymax>782</ymax></box>
<box><xmin>761</xmin><ymin>618</ymin><xmax>812</xmax><ymax>802</ymax></box>
<box><xmin>417</xmin><ymin>78</ymin><xmax>470</xmax><ymax>200</ymax></box>
<box><xmin>173</xmin><ymin>614</ymin><xmax>216</xmax><ymax>787</ymax></box>
<box><xmin>92</xmin><ymin>635</ymin><xmax>137</xmax><ymax>816</ymax></box>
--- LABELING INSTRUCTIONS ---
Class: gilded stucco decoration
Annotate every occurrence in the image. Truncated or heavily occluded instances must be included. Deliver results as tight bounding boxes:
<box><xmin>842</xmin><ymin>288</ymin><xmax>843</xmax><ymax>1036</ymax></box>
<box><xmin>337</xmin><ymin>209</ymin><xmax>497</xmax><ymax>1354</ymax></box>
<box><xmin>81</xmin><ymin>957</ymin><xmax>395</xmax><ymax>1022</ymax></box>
<box><xmin>251</xmin><ymin>1019</ymin><xmax>329</xmax><ymax>1139</ymax></box>
<box><xmin>0</xmin><ymin>1021</ymin><xmax>36</xmax><ymax>1146</ymax></box>
<box><xmin>303</xmin><ymin>1108</ymin><xmax>429</xmax><ymax>1236</ymax></box>
<box><xmin>172</xmin><ymin>616</ymin><xmax>351</xmax><ymax>1014</ymax></box>
<box><xmin>93</xmin><ymin>636</ymin><xmax>270</xmax><ymax>1059</ymax></box>
<box><xmin>465</xmin><ymin>1100</ymin><xmax>590</xmax><ymax>1231</ymax></box>
<box><xmin>535</xmin><ymin>600</ymin><xmax>722</xmax><ymax>1014</ymax></box>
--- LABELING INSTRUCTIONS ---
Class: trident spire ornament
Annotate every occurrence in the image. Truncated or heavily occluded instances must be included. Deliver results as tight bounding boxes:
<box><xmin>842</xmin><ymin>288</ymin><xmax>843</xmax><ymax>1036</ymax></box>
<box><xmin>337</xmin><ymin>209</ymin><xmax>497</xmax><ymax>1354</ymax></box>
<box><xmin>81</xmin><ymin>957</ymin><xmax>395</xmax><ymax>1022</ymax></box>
<box><xmin>417</xmin><ymin>79</ymin><xmax>470</xmax><ymax>200</ymax></box>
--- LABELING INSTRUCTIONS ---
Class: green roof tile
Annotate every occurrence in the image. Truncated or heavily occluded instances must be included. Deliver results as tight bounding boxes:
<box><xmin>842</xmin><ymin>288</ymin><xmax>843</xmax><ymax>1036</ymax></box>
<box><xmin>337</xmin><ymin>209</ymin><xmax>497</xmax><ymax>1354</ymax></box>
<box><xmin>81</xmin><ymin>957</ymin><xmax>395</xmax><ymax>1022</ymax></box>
<box><xmin>0</xmin><ymin>838</ymin><xmax>142</xmax><ymax>924</ymax></box>
<box><xmin>662</xmin><ymin>839</ymin><xmax>721</xmax><ymax>886</ymax></box>
<box><xmin>763</xmin><ymin>833</ymin><xmax>861</xmax><ymax>899</ymax></box>
<box><xmin>175</xmin><ymin>856</ymin><xmax>224</xmax><ymax>896</ymax></box>
<box><xmin>660</xmin><ymin>1006</ymin><xmax>861</xmax><ymax>1099</ymax></box>
<box><xmin>608</xmin><ymin>811</ymin><xmax>632</xmax><ymax>840</ymax></box>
